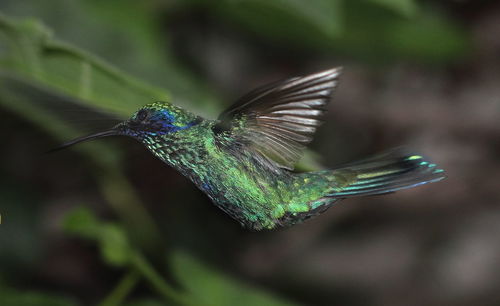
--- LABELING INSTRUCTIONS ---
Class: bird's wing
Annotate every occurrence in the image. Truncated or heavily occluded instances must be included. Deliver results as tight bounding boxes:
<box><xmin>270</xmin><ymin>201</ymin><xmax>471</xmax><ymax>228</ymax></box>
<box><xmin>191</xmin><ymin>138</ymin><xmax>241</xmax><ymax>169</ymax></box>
<box><xmin>214</xmin><ymin>67</ymin><xmax>341</xmax><ymax>170</ymax></box>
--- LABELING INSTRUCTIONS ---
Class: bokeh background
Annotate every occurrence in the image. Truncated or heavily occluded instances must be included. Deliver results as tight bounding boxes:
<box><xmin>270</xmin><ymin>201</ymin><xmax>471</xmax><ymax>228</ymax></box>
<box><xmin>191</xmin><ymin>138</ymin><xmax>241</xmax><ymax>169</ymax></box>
<box><xmin>1</xmin><ymin>1</ymin><xmax>499</xmax><ymax>305</ymax></box>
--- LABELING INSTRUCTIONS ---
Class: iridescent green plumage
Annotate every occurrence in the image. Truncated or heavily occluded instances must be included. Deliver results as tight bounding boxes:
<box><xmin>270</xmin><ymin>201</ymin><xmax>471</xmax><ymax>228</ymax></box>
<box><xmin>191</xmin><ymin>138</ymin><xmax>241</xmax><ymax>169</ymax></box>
<box><xmin>60</xmin><ymin>68</ymin><xmax>445</xmax><ymax>230</ymax></box>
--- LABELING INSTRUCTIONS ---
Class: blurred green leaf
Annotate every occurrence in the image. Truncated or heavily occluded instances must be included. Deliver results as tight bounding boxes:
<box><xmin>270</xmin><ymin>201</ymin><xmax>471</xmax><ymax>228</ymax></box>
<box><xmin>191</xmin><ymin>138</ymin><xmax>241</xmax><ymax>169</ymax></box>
<box><xmin>62</xmin><ymin>206</ymin><xmax>101</xmax><ymax>240</ymax></box>
<box><xmin>0</xmin><ymin>0</ymin><xmax>221</xmax><ymax>116</ymax></box>
<box><xmin>170</xmin><ymin>250</ymin><xmax>298</xmax><ymax>306</ymax></box>
<box><xmin>0</xmin><ymin>12</ymin><xmax>169</xmax><ymax>117</ymax></box>
<box><xmin>0</xmin><ymin>287</ymin><xmax>78</xmax><ymax>306</ymax></box>
<box><xmin>62</xmin><ymin>208</ymin><xmax>190</xmax><ymax>304</ymax></box>
<box><xmin>99</xmin><ymin>223</ymin><xmax>131</xmax><ymax>267</ymax></box>
<box><xmin>63</xmin><ymin>207</ymin><xmax>131</xmax><ymax>267</ymax></box>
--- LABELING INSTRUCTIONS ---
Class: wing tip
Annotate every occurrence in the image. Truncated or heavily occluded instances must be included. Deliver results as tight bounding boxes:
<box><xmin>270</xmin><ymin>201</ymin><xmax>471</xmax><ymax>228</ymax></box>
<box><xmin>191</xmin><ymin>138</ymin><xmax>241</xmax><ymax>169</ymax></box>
<box><xmin>309</xmin><ymin>66</ymin><xmax>343</xmax><ymax>80</ymax></box>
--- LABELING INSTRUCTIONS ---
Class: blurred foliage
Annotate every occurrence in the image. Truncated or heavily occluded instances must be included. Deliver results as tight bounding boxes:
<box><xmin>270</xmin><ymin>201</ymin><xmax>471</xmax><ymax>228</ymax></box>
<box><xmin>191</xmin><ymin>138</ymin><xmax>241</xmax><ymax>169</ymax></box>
<box><xmin>0</xmin><ymin>287</ymin><xmax>78</xmax><ymax>306</ymax></box>
<box><xmin>170</xmin><ymin>250</ymin><xmax>298</xmax><ymax>306</ymax></box>
<box><xmin>0</xmin><ymin>0</ymin><xmax>471</xmax><ymax>305</ymax></box>
<box><xmin>63</xmin><ymin>207</ymin><xmax>131</xmax><ymax>266</ymax></box>
<box><xmin>0</xmin><ymin>180</ymin><xmax>42</xmax><ymax>277</ymax></box>
<box><xmin>180</xmin><ymin>0</ymin><xmax>468</xmax><ymax>63</ymax></box>
<box><xmin>63</xmin><ymin>207</ymin><xmax>297</xmax><ymax>305</ymax></box>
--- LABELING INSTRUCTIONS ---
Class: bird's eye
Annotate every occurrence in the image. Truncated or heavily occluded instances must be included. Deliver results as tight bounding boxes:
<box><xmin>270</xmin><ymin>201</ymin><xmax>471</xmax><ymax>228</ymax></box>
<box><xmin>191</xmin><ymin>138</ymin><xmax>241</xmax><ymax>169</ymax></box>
<box><xmin>136</xmin><ymin>109</ymin><xmax>148</xmax><ymax>121</ymax></box>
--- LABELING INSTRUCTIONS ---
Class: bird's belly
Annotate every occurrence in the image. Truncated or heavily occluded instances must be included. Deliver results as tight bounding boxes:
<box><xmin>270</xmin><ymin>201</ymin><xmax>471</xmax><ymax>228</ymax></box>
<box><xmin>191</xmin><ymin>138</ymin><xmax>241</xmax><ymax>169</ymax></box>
<box><xmin>194</xmin><ymin>169</ymin><xmax>288</xmax><ymax>230</ymax></box>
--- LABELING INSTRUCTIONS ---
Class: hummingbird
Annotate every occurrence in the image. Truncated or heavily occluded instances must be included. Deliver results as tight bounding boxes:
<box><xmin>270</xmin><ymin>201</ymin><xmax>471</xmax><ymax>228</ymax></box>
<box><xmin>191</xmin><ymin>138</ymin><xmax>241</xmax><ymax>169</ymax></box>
<box><xmin>58</xmin><ymin>68</ymin><xmax>445</xmax><ymax>231</ymax></box>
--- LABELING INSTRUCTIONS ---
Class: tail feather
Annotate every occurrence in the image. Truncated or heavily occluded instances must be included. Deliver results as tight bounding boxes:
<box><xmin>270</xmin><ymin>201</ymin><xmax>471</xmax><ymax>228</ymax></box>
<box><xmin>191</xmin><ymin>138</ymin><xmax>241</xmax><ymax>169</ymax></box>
<box><xmin>330</xmin><ymin>151</ymin><xmax>445</xmax><ymax>197</ymax></box>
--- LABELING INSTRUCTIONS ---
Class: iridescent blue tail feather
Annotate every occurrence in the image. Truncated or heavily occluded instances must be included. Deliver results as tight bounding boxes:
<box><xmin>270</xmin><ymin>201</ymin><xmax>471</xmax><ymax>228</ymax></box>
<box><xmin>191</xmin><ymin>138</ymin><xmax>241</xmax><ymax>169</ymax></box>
<box><xmin>330</xmin><ymin>151</ymin><xmax>446</xmax><ymax>198</ymax></box>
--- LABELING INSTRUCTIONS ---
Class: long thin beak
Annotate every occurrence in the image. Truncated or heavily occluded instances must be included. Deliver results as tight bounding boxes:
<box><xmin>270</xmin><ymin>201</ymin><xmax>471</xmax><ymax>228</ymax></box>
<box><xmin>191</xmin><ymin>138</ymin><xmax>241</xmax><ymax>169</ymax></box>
<box><xmin>48</xmin><ymin>129</ymin><xmax>120</xmax><ymax>153</ymax></box>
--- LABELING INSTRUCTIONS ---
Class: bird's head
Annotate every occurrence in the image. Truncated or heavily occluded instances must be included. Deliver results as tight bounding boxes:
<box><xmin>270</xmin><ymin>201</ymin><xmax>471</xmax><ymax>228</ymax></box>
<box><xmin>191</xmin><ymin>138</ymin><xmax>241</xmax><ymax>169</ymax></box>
<box><xmin>53</xmin><ymin>101</ymin><xmax>200</xmax><ymax>150</ymax></box>
<box><xmin>119</xmin><ymin>101</ymin><xmax>200</xmax><ymax>139</ymax></box>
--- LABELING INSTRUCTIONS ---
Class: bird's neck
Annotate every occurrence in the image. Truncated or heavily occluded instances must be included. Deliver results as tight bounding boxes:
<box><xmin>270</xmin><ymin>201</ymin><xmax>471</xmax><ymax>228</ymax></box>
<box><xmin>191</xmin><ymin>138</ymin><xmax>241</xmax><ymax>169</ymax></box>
<box><xmin>143</xmin><ymin>123</ymin><xmax>211</xmax><ymax>182</ymax></box>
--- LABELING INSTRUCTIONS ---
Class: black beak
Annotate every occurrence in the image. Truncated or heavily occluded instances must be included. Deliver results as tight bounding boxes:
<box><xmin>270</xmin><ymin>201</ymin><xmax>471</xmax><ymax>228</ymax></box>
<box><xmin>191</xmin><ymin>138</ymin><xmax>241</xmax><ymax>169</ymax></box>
<box><xmin>48</xmin><ymin>129</ymin><xmax>120</xmax><ymax>153</ymax></box>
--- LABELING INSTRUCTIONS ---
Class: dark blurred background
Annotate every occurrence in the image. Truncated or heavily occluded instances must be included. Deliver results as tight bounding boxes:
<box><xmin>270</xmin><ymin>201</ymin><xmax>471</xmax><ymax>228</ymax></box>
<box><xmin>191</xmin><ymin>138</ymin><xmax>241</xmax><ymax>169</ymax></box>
<box><xmin>1</xmin><ymin>1</ymin><xmax>499</xmax><ymax>305</ymax></box>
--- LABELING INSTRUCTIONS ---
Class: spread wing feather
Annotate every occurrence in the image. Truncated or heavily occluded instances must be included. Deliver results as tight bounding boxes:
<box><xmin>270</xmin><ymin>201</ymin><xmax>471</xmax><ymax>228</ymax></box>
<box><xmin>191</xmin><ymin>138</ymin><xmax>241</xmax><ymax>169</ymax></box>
<box><xmin>215</xmin><ymin>67</ymin><xmax>342</xmax><ymax>170</ymax></box>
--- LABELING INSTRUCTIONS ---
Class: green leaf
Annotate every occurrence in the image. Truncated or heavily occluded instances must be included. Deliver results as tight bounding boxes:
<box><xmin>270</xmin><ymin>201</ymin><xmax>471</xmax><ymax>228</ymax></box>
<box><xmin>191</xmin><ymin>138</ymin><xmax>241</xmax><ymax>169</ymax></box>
<box><xmin>170</xmin><ymin>250</ymin><xmax>298</xmax><ymax>306</ymax></box>
<box><xmin>0</xmin><ymin>0</ymin><xmax>221</xmax><ymax>115</ymax></box>
<box><xmin>62</xmin><ymin>207</ymin><xmax>131</xmax><ymax>267</ymax></box>
<box><xmin>0</xmin><ymin>13</ymin><xmax>169</xmax><ymax>117</ymax></box>
<box><xmin>62</xmin><ymin>206</ymin><xmax>101</xmax><ymax>240</ymax></box>
<box><xmin>98</xmin><ymin>223</ymin><xmax>131</xmax><ymax>267</ymax></box>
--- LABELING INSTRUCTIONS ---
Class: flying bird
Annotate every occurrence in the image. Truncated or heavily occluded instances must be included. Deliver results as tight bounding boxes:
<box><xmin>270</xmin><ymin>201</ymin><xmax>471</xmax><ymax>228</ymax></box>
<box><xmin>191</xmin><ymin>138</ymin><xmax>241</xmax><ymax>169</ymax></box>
<box><xmin>58</xmin><ymin>68</ymin><xmax>445</xmax><ymax>230</ymax></box>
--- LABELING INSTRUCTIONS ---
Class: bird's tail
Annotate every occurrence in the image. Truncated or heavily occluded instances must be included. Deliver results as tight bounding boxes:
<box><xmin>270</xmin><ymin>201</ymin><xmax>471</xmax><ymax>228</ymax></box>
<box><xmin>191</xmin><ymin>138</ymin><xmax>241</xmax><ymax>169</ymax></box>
<box><xmin>327</xmin><ymin>150</ymin><xmax>446</xmax><ymax>198</ymax></box>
